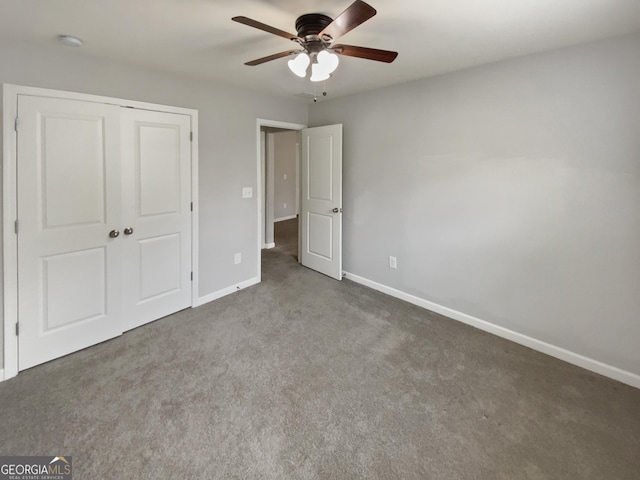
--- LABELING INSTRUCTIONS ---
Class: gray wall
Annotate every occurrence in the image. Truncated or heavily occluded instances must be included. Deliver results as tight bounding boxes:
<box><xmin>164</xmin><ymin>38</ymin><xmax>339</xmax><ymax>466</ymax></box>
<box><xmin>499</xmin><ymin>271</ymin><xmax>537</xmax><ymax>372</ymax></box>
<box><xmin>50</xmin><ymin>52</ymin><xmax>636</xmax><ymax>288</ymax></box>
<box><xmin>273</xmin><ymin>130</ymin><xmax>298</xmax><ymax>220</ymax></box>
<box><xmin>309</xmin><ymin>33</ymin><xmax>640</xmax><ymax>376</ymax></box>
<box><xmin>0</xmin><ymin>41</ymin><xmax>307</xmax><ymax>369</ymax></box>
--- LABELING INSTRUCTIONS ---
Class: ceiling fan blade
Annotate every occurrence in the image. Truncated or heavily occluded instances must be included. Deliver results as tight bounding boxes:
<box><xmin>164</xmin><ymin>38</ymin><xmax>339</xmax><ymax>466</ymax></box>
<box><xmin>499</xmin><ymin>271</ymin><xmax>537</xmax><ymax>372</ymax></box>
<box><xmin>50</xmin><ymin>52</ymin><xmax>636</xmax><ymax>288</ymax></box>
<box><xmin>232</xmin><ymin>16</ymin><xmax>300</xmax><ymax>41</ymax></box>
<box><xmin>318</xmin><ymin>0</ymin><xmax>377</xmax><ymax>41</ymax></box>
<box><xmin>333</xmin><ymin>44</ymin><xmax>398</xmax><ymax>63</ymax></box>
<box><xmin>244</xmin><ymin>50</ymin><xmax>301</xmax><ymax>66</ymax></box>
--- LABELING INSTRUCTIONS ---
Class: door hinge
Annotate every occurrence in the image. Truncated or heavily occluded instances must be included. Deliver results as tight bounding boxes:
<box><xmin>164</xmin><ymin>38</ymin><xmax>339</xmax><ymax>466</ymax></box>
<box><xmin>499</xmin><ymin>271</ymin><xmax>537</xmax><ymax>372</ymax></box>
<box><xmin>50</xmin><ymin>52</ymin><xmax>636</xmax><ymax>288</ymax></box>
<box><xmin>190</xmin><ymin>202</ymin><xmax>193</xmax><ymax>212</ymax></box>
<box><xmin>14</xmin><ymin>117</ymin><xmax>19</xmax><ymax>132</ymax></box>
<box><xmin>14</xmin><ymin>220</ymin><xmax>18</xmax><ymax>234</ymax></box>
<box><xmin>190</xmin><ymin>272</ymin><xmax>193</xmax><ymax>281</ymax></box>
<box><xmin>15</xmin><ymin>322</ymin><xmax>19</xmax><ymax>336</ymax></box>
<box><xmin>190</xmin><ymin>131</ymin><xmax>193</xmax><ymax>142</ymax></box>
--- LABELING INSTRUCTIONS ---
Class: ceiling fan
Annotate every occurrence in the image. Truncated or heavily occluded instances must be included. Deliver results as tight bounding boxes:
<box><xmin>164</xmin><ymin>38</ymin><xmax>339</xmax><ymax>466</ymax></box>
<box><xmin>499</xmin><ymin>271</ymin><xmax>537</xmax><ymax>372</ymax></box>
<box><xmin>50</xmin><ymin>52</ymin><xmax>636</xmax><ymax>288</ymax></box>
<box><xmin>232</xmin><ymin>0</ymin><xmax>398</xmax><ymax>81</ymax></box>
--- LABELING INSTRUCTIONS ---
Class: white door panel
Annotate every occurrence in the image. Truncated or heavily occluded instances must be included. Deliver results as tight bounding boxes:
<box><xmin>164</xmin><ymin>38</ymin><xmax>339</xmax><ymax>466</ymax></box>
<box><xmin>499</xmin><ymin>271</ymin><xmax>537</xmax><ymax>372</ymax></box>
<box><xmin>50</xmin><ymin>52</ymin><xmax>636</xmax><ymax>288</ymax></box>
<box><xmin>120</xmin><ymin>109</ymin><xmax>192</xmax><ymax>331</ymax></box>
<box><xmin>308</xmin><ymin>213</ymin><xmax>333</xmax><ymax>259</ymax></box>
<box><xmin>139</xmin><ymin>234</ymin><xmax>181</xmax><ymax>301</ymax></box>
<box><xmin>301</xmin><ymin>124</ymin><xmax>343</xmax><ymax>280</ymax></box>
<box><xmin>42</xmin><ymin>247</ymin><xmax>107</xmax><ymax>330</ymax></box>
<box><xmin>17</xmin><ymin>95</ymin><xmax>122</xmax><ymax>370</ymax></box>
<box><xmin>138</xmin><ymin>124</ymin><xmax>181</xmax><ymax>215</ymax></box>
<box><xmin>43</xmin><ymin>116</ymin><xmax>107</xmax><ymax>227</ymax></box>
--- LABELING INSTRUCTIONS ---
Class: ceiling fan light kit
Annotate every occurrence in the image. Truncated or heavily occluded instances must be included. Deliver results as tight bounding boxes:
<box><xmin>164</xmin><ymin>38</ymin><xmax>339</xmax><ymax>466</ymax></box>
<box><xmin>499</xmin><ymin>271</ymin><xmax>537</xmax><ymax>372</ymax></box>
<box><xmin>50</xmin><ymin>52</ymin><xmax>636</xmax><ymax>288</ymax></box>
<box><xmin>232</xmin><ymin>0</ymin><xmax>397</xmax><ymax>84</ymax></box>
<box><xmin>289</xmin><ymin>50</ymin><xmax>339</xmax><ymax>81</ymax></box>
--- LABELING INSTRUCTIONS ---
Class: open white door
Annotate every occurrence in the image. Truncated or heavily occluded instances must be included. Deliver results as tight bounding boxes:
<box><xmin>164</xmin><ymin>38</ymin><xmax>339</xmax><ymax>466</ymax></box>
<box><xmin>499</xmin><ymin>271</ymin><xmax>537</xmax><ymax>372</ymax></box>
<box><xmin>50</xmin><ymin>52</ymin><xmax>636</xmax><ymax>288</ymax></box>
<box><xmin>17</xmin><ymin>96</ymin><xmax>123</xmax><ymax>369</ymax></box>
<box><xmin>300</xmin><ymin>124</ymin><xmax>343</xmax><ymax>280</ymax></box>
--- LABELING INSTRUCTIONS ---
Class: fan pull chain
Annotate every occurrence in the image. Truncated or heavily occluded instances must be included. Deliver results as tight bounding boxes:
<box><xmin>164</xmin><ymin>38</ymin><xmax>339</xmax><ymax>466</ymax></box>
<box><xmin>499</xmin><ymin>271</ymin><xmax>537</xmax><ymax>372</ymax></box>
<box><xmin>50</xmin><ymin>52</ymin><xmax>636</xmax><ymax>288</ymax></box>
<box><xmin>312</xmin><ymin>80</ymin><xmax>329</xmax><ymax>103</ymax></box>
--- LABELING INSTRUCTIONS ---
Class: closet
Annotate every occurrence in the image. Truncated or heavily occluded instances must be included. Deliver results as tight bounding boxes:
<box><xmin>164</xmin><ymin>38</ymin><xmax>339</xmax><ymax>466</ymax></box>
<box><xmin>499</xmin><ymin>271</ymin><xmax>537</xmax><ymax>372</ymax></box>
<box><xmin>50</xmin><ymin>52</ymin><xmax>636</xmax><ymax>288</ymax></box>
<box><xmin>12</xmin><ymin>92</ymin><xmax>194</xmax><ymax>370</ymax></box>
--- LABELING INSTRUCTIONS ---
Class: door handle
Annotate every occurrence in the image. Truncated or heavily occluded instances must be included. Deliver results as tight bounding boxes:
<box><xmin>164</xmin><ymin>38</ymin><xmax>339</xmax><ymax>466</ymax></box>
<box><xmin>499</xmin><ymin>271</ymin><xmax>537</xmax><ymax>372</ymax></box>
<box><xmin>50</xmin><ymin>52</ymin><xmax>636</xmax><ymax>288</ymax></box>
<box><xmin>109</xmin><ymin>229</ymin><xmax>120</xmax><ymax>238</ymax></box>
<box><xmin>124</xmin><ymin>227</ymin><xmax>134</xmax><ymax>235</ymax></box>
<box><xmin>332</xmin><ymin>207</ymin><xmax>342</xmax><ymax>213</ymax></box>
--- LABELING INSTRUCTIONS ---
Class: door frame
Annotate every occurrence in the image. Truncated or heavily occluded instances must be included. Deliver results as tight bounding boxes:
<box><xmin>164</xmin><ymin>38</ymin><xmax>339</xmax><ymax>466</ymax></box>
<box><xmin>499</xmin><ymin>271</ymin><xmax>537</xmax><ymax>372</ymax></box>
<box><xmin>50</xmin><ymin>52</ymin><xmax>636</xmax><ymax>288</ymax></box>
<box><xmin>2</xmin><ymin>84</ymin><xmax>199</xmax><ymax>380</ymax></box>
<box><xmin>255</xmin><ymin>119</ymin><xmax>306</xmax><ymax>282</ymax></box>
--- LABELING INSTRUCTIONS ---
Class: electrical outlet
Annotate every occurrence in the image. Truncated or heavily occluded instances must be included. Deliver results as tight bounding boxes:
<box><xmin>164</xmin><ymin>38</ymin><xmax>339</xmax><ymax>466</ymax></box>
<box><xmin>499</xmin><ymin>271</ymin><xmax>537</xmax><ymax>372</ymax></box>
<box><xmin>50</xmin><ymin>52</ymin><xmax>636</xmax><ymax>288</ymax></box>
<box><xmin>389</xmin><ymin>256</ymin><xmax>397</xmax><ymax>269</ymax></box>
<box><xmin>284</xmin><ymin>202</ymin><xmax>287</xmax><ymax>209</ymax></box>
<box><xmin>242</xmin><ymin>187</ymin><xmax>253</xmax><ymax>198</ymax></box>
<box><xmin>283</xmin><ymin>174</ymin><xmax>287</xmax><ymax>180</ymax></box>
<box><xmin>234</xmin><ymin>253</ymin><xmax>242</xmax><ymax>264</ymax></box>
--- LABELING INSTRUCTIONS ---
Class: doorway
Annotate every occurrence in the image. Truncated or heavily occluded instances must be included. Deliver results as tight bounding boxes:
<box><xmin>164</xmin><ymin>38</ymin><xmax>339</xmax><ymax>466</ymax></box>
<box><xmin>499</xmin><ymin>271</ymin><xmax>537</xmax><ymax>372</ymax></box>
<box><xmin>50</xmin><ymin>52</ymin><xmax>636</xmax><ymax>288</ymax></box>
<box><xmin>256</xmin><ymin>119</ymin><xmax>344</xmax><ymax>282</ymax></box>
<box><xmin>256</xmin><ymin>120</ymin><xmax>306</xmax><ymax>277</ymax></box>
<box><xmin>263</xmin><ymin>128</ymin><xmax>301</xmax><ymax>256</ymax></box>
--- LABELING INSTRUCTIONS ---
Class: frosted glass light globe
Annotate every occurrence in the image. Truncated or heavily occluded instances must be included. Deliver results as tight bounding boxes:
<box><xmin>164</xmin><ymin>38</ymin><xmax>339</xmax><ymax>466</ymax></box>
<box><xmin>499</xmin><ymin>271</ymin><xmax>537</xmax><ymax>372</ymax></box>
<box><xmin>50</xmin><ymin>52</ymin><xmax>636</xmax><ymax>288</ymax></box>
<box><xmin>288</xmin><ymin>53</ymin><xmax>310</xmax><ymax>77</ymax></box>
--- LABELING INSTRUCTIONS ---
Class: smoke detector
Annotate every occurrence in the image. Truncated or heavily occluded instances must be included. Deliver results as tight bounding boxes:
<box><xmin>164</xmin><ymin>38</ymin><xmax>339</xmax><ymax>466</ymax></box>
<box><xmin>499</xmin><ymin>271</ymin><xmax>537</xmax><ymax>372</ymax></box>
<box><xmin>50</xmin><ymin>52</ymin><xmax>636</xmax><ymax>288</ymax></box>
<box><xmin>58</xmin><ymin>35</ymin><xmax>83</xmax><ymax>47</ymax></box>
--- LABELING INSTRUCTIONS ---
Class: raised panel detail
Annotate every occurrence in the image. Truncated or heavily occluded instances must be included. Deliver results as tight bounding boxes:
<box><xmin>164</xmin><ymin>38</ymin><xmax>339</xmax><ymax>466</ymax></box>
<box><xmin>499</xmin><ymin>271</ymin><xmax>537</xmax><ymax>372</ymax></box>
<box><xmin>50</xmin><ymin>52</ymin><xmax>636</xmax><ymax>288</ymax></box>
<box><xmin>42</xmin><ymin>248</ymin><xmax>106</xmax><ymax>331</ymax></box>
<box><xmin>42</xmin><ymin>115</ymin><xmax>105</xmax><ymax>228</ymax></box>
<box><xmin>139</xmin><ymin>234</ymin><xmax>181</xmax><ymax>302</ymax></box>
<box><xmin>308</xmin><ymin>136</ymin><xmax>332</xmax><ymax>201</ymax></box>
<box><xmin>138</xmin><ymin>124</ymin><xmax>180</xmax><ymax>216</ymax></box>
<box><xmin>308</xmin><ymin>213</ymin><xmax>333</xmax><ymax>260</ymax></box>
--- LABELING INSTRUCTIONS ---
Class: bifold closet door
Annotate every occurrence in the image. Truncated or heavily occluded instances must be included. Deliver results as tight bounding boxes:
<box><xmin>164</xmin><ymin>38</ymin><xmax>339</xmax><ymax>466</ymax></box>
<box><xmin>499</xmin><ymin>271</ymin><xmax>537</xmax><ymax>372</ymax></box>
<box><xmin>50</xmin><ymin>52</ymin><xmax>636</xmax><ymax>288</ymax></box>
<box><xmin>17</xmin><ymin>96</ymin><xmax>123</xmax><ymax>370</ymax></box>
<box><xmin>120</xmin><ymin>109</ymin><xmax>192</xmax><ymax>331</ymax></box>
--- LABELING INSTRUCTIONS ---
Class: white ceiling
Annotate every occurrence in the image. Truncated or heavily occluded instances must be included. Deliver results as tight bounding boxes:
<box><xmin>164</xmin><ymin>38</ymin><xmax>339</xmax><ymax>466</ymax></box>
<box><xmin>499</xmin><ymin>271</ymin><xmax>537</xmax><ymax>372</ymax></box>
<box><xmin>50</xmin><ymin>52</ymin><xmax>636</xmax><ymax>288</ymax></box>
<box><xmin>1</xmin><ymin>0</ymin><xmax>639</xmax><ymax>101</ymax></box>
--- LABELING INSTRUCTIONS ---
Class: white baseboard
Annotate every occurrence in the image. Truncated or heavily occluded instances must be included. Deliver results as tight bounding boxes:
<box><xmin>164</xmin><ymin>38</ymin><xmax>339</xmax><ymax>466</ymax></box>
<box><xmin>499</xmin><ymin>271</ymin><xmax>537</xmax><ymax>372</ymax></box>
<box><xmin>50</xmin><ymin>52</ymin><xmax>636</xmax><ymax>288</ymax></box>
<box><xmin>274</xmin><ymin>215</ymin><xmax>297</xmax><ymax>222</ymax></box>
<box><xmin>194</xmin><ymin>277</ymin><xmax>260</xmax><ymax>307</ymax></box>
<box><xmin>263</xmin><ymin>243</ymin><xmax>275</xmax><ymax>249</ymax></box>
<box><xmin>343</xmin><ymin>271</ymin><xmax>640</xmax><ymax>389</ymax></box>
<box><xmin>0</xmin><ymin>369</ymin><xmax>4</xmax><ymax>382</ymax></box>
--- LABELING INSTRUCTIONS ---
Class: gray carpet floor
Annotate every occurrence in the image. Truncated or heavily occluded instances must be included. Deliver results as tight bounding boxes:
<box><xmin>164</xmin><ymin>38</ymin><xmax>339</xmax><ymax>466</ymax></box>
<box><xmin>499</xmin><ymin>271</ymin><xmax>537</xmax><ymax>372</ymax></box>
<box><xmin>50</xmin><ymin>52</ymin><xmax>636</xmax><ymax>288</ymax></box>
<box><xmin>1</xmin><ymin>218</ymin><xmax>639</xmax><ymax>479</ymax></box>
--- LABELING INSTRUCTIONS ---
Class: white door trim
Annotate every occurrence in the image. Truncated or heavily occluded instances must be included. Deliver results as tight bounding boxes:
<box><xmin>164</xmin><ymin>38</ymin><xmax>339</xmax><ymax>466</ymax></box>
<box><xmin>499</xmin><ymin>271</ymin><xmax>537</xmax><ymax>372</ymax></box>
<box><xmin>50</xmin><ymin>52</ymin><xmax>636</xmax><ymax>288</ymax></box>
<box><xmin>265</xmin><ymin>132</ymin><xmax>275</xmax><ymax>248</ymax></box>
<box><xmin>255</xmin><ymin>119</ymin><xmax>306</xmax><ymax>283</ymax></box>
<box><xmin>2</xmin><ymin>83</ymin><xmax>199</xmax><ymax>381</ymax></box>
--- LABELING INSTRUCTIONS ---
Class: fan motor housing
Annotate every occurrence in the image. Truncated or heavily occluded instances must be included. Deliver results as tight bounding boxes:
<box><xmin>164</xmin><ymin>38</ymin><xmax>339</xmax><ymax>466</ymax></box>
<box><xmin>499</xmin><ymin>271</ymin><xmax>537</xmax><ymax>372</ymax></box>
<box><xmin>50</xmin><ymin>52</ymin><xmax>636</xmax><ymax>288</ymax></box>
<box><xmin>295</xmin><ymin>13</ymin><xmax>333</xmax><ymax>38</ymax></box>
